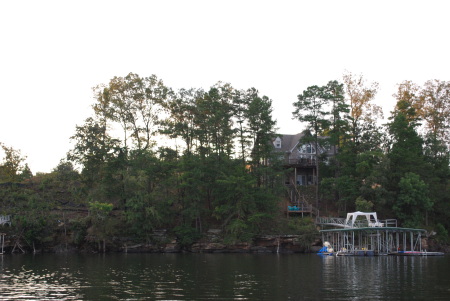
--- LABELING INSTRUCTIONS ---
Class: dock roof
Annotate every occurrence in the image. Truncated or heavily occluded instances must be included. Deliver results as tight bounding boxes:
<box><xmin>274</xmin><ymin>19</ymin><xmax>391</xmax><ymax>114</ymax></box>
<box><xmin>320</xmin><ymin>227</ymin><xmax>426</xmax><ymax>233</ymax></box>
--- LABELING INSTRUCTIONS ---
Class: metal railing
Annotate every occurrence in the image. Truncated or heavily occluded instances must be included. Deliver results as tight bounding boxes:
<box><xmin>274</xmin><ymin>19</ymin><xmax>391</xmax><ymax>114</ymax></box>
<box><xmin>316</xmin><ymin>217</ymin><xmax>348</xmax><ymax>227</ymax></box>
<box><xmin>316</xmin><ymin>217</ymin><xmax>399</xmax><ymax>229</ymax></box>
<box><xmin>0</xmin><ymin>215</ymin><xmax>11</xmax><ymax>226</ymax></box>
<box><xmin>380</xmin><ymin>219</ymin><xmax>398</xmax><ymax>228</ymax></box>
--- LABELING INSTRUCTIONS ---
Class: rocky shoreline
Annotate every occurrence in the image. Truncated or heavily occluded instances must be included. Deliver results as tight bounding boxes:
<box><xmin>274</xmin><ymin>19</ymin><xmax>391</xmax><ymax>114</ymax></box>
<box><xmin>2</xmin><ymin>228</ymin><xmax>447</xmax><ymax>254</ymax></box>
<box><xmin>120</xmin><ymin>234</ymin><xmax>318</xmax><ymax>254</ymax></box>
<box><xmin>0</xmin><ymin>229</ymin><xmax>320</xmax><ymax>254</ymax></box>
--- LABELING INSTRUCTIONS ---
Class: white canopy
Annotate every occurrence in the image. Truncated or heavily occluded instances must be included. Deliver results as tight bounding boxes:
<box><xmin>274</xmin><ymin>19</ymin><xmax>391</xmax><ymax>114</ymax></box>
<box><xmin>345</xmin><ymin>211</ymin><xmax>382</xmax><ymax>227</ymax></box>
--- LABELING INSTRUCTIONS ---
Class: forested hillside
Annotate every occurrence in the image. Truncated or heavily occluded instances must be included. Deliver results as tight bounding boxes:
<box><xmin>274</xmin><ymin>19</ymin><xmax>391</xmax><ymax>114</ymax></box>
<box><xmin>1</xmin><ymin>73</ymin><xmax>448</xmax><ymax>252</ymax></box>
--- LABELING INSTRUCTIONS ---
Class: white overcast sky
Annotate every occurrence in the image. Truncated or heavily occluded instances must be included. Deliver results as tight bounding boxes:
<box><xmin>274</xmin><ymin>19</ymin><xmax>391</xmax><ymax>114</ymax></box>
<box><xmin>1</xmin><ymin>0</ymin><xmax>449</xmax><ymax>173</ymax></box>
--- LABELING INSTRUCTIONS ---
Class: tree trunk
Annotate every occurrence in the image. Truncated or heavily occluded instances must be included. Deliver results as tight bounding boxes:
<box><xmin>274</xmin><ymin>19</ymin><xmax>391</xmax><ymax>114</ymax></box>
<box><xmin>314</xmin><ymin>136</ymin><xmax>320</xmax><ymax>209</ymax></box>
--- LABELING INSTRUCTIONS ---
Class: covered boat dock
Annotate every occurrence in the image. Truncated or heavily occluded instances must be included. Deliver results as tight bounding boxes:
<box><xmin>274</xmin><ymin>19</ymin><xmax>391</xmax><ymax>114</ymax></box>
<box><xmin>317</xmin><ymin>211</ymin><xmax>441</xmax><ymax>256</ymax></box>
<box><xmin>320</xmin><ymin>226</ymin><xmax>426</xmax><ymax>255</ymax></box>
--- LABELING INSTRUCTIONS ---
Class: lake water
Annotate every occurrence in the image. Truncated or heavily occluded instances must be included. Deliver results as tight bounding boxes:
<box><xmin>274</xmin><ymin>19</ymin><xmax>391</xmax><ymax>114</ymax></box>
<box><xmin>0</xmin><ymin>253</ymin><xmax>449</xmax><ymax>300</ymax></box>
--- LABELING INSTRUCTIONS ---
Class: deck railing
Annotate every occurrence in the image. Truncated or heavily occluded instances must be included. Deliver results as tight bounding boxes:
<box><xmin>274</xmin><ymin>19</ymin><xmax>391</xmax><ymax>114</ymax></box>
<box><xmin>380</xmin><ymin>219</ymin><xmax>398</xmax><ymax>228</ymax></box>
<box><xmin>287</xmin><ymin>204</ymin><xmax>313</xmax><ymax>213</ymax></box>
<box><xmin>0</xmin><ymin>215</ymin><xmax>11</xmax><ymax>226</ymax></box>
<box><xmin>316</xmin><ymin>217</ymin><xmax>348</xmax><ymax>227</ymax></box>
<box><xmin>316</xmin><ymin>217</ymin><xmax>399</xmax><ymax>228</ymax></box>
<box><xmin>285</xmin><ymin>158</ymin><xmax>316</xmax><ymax>166</ymax></box>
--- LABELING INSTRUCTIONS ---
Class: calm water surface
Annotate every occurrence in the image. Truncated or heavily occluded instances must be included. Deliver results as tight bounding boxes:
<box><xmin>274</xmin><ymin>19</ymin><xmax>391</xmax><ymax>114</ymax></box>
<box><xmin>0</xmin><ymin>253</ymin><xmax>449</xmax><ymax>300</ymax></box>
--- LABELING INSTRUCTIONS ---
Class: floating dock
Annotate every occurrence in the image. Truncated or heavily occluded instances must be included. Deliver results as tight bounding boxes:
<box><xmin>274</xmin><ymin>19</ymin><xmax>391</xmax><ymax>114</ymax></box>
<box><xmin>316</xmin><ymin>211</ymin><xmax>444</xmax><ymax>256</ymax></box>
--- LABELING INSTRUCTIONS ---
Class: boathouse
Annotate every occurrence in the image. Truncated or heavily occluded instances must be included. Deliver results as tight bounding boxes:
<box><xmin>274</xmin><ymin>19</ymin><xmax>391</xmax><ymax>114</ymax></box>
<box><xmin>316</xmin><ymin>211</ymin><xmax>436</xmax><ymax>255</ymax></box>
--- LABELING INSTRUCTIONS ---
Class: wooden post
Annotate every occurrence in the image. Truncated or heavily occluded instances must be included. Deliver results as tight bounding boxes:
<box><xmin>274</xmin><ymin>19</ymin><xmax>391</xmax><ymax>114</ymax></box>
<box><xmin>410</xmin><ymin>232</ymin><xmax>413</xmax><ymax>251</ymax></box>
<box><xmin>1</xmin><ymin>233</ymin><xmax>4</xmax><ymax>254</ymax></box>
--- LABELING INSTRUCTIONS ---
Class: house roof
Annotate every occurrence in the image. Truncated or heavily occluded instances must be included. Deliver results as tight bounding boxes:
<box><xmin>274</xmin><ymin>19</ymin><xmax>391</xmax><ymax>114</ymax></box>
<box><xmin>273</xmin><ymin>131</ymin><xmax>335</xmax><ymax>156</ymax></box>
<box><xmin>273</xmin><ymin>132</ymin><xmax>306</xmax><ymax>153</ymax></box>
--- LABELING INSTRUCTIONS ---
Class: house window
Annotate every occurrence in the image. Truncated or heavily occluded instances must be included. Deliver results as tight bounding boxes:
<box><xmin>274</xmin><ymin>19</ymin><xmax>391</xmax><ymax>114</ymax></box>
<box><xmin>296</xmin><ymin>175</ymin><xmax>315</xmax><ymax>186</ymax></box>
<box><xmin>299</xmin><ymin>144</ymin><xmax>315</xmax><ymax>154</ymax></box>
<box><xmin>297</xmin><ymin>175</ymin><xmax>306</xmax><ymax>185</ymax></box>
<box><xmin>274</xmin><ymin>137</ymin><xmax>282</xmax><ymax>148</ymax></box>
<box><xmin>298</xmin><ymin>143</ymin><xmax>316</xmax><ymax>160</ymax></box>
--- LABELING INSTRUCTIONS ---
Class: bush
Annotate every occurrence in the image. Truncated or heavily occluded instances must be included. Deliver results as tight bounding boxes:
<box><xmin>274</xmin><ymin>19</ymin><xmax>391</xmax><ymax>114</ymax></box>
<box><xmin>174</xmin><ymin>225</ymin><xmax>201</xmax><ymax>248</ymax></box>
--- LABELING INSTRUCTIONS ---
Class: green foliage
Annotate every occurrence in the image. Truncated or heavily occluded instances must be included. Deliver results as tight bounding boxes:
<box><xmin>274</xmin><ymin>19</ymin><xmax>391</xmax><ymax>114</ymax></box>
<box><xmin>355</xmin><ymin>196</ymin><xmax>374</xmax><ymax>212</ymax></box>
<box><xmin>286</xmin><ymin>217</ymin><xmax>319</xmax><ymax>248</ymax></box>
<box><xmin>287</xmin><ymin>217</ymin><xmax>316</xmax><ymax>233</ymax></box>
<box><xmin>20</xmin><ymin>164</ymin><xmax>33</xmax><ymax>181</ymax></box>
<box><xmin>69</xmin><ymin>217</ymin><xmax>88</xmax><ymax>246</ymax></box>
<box><xmin>125</xmin><ymin>193</ymin><xmax>162</xmax><ymax>240</ymax></box>
<box><xmin>323</xmin><ymin>175</ymin><xmax>359</xmax><ymax>214</ymax></box>
<box><xmin>88</xmin><ymin>201</ymin><xmax>113</xmax><ymax>220</ymax></box>
<box><xmin>0</xmin><ymin>143</ymin><xmax>27</xmax><ymax>183</ymax></box>
<box><xmin>174</xmin><ymin>224</ymin><xmax>201</xmax><ymax>248</ymax></box>
<box><xmin>434</xmin><ymin>223</ymin><xmax>449</xmax><ymax>243</ymax></box>
<box><xmin>387</xmin><ymin>111</ymin><xmax>427</xmax><ymax>187</ymax></box>
<box><xmin>1</xmin><ymin>186</ymin><xmax>56</xmax><ymax>249</ymax></box>
<box><xmin>393</xmin><ymin>173</ymin><xmax>433</xmax><ymax>228</ymax></box>
<box><xmin>86</xmin><ymin>201</ymin><xmax>122</xmax><ymax>250</ymax></box>
<box><xmin>223</xmin><ymin>218</ymin><xmax>252</xmax><ymax>244</ymax></box>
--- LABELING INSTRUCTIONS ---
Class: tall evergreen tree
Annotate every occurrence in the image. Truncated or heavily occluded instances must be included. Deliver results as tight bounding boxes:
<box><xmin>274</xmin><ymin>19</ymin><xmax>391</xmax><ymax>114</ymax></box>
<box><xmin>293</xmin><ymin>85</ymin><xmax>330</xmax><ymax>208</ymax></box>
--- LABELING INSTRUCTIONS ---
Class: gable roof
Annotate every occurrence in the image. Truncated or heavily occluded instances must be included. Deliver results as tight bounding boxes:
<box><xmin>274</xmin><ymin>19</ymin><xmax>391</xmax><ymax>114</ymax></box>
<box><xmin>273</xmin><ymin>131</ymin><xmax>336</xmax><ymax>156</ymax></box>
<box><xmin>273</xmin><ymin>132</ymin><xmax>306</xmax><ymax>153</ymax></box>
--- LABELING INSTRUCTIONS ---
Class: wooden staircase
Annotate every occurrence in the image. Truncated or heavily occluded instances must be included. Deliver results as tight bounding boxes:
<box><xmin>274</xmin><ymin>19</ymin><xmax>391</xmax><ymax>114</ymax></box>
<box><xmin>285</xmin><ymin>179</ymin><xmax>319</xmax><ymax>218</ymax></box>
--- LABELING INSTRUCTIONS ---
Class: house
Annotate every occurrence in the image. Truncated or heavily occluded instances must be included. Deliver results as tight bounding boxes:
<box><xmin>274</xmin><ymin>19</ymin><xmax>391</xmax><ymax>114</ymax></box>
<box><xmin>272</xmin><ymin>131</ymin><xmax>335</xmax><ymax>216</ymax></box>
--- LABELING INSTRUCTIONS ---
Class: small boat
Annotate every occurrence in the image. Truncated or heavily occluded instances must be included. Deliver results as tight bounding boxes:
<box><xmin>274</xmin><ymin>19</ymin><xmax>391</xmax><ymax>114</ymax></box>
<box><xmin>393</xmin><ymin>251</ymin><xmax>445</xmax><ymax>256</ymax></box>
<box><xmin>317</xmin><ymin>241</ymin><xmax>334</xmax><ymax>256</ymax></box>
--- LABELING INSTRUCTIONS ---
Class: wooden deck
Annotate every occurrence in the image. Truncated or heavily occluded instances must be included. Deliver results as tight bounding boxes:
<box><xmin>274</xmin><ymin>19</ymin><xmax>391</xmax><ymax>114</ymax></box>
<box><xmin>286</xmin><ymin>204</ymin><xmax>314</xmax><ymax>217</ymax></box>
<box><xmin>283</xmin><ymin>158</ymin><xmax>316</xmax><ymax>167</ymax></box>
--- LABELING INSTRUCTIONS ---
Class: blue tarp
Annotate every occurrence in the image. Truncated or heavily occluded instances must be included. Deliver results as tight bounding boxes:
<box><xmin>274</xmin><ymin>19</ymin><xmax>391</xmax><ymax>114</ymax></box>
<box><xmin>318</xmin><ymin>246</ymin><xmax>328</xmax><ymax>253</ymax></box>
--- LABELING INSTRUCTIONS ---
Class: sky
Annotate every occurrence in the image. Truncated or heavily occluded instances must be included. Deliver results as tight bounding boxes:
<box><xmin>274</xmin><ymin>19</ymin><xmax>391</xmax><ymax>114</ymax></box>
<box><xmin>1</xmin><ymin>0</ymin><xmax>449</xmax><ymax>173</ymax></box>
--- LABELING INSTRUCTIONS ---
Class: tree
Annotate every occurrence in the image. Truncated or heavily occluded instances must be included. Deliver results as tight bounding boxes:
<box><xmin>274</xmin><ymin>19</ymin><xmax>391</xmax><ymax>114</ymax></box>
<box><xmin>68</xmin><ymin>117</ymin><xmax>120</xmax><ymax>190</ymax></box>
<box><xmin>355</xmin><ymin>196</ymin><xmax>374</xmax><ymax>212</ymax></box>
<box><xmin>124</xmin><ymin>150</ymin><xmax>167</xmax><ymax>240</ymax></box>
<box><xmin>245</xmin><ymin>88</ymin><xmax>278</xmax><ymax>189</ymax></box>
<box><xmin>420</xmin><ymin>80</ymin><xmax>450</xmax><ymax>152</ymax></box>
<box><xmin>342</xmin><ymin>72</ymin><xmax>382</xmax><ymax>148</ymax></box>
<box><xmin>20</xmin><ymin>164</ymin><xmax>33</xmax><ymax>181</ymax></box>
<box><xmin>418</xmin><ymin>80</ymin><xmax>450</xmax><ymax>232</ymax></box>
<box><xmin>387</xmin><ymin>101</ymin><xmax>427</xmax><ymax>186</ymax></box>
<box><xmin>160</xmin><ymin>88</ymin><xmax>204</xmax><ymax>155</ymax></box>
<box><xmin>125</xmin><ymin>73</ymin><xmax>169</xmax><ymax>151</ymax></box>
<box><xmin>324</xmin><ymin>80</ymin><xmax>349</xmax><ymax>151</ymax></box>
<box><xmin>198</xmin><ymin>82</ymin><xmax>235</xmax><ymax>158</ymax></box>
<box><xmin>320</xmin><ymin>81</ymin><xmax>349</xmax><ymax>206</ymax></box>
<box><xmin>87</xmin><ymin>201</ymin><xmax>118</xmax><ymax>252</ymax></box>
<box><xmin>232</xmin><ymin>89</ymin><xmax>250</xmax><ymax>166</ymax></box>
<box><xmin>0</xmin><ymin>143</ymin><xmax>27</xmax><ymax>183</ymax></box>
<box><xmin>293</xmin><ymin>84</ymin><xmax>330</xmax><ymax>208</ymax></box>
<box><xmin>393</xmin><ymin>173</ymin><xmax>432</xmax><ymax>228</ymax></box>
<box><xmin>393</xmin><ymin>80</ymin><xmax>423</xmax><ymax>122</ymax></box>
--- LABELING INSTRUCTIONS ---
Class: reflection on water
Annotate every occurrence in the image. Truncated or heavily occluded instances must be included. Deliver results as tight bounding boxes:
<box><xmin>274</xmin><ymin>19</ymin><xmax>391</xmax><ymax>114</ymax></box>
<box><xmin>319</xmin><ymin>255</ymin><xmax>450</xmax><ymax>300</ymax></box>
<box><xmin>0</xmin><ymin>253</ymin><xmax>449</xmax><ymax>300</ymax></box>
<box><xmin>0</xmin><ymin>256</ymin><xmax>82</xmax><ymax>300</ymax></box>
